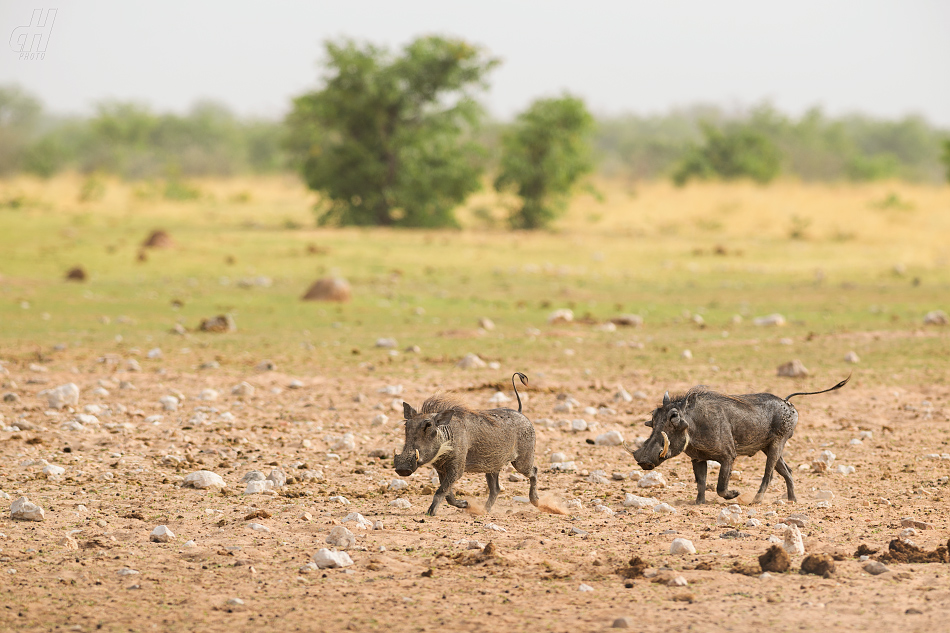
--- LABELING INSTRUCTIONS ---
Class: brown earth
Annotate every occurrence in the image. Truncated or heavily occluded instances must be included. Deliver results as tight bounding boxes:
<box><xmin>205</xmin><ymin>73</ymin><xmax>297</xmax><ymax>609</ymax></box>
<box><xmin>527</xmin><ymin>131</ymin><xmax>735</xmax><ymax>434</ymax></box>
<box><xmin>1</xmin><ymin>362</ymin><xmax>950</xmax><ymax>632</ymax></box>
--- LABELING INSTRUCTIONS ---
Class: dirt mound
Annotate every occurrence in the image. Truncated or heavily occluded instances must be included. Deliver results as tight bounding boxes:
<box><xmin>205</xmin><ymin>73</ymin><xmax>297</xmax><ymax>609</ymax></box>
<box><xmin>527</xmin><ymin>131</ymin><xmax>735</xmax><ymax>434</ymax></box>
<box><xmin>855</xmin><ymin>544</ymin><xmax>878</xmax><ymax>557</ymax></box>
<box><xmin>876</xmin><ymin>539</ymin><xmax>949</xmax><ymax>564</ymax></box>
<box><xmin>65</xmin><ymin>266</ymin><xmax>87</xmax><ymax>281</ymax></box>
<box><xmin>301</xmin><ymin>277</ymin><xmax>351</xmax><ymax>302</ymax></box>
<box><xmin>142</xmin><ymin>229</ymin><xmax>174</xmax><ymax>249</ymax></box>
<box><xmin>801</xmin><ymin>553</ymin><xmax>835</xmax><ymax>577</ymax></box>
<box><xmin>759</xmin><ymin>545</ymin><xmax>791</xmax><ymax>572</ymax></box>
<box><xmin>616</xmin><ymin>556</ymin><xmax>650</xmax><ymax>579</ymax></box>
<box><xmin>199</xmin><ymin>314</ymin><xmax>236</xmax><ymax>333</ymax></box>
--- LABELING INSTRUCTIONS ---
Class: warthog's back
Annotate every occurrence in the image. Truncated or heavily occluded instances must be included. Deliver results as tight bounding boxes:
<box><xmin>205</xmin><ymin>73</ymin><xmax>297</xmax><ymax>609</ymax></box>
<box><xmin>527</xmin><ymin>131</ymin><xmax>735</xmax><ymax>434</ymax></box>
<box><xmin>458</xmin><ymin>409</ymin><xmax>534</xmax><ymax>473</ymax></box>
<box><xmin>691</xmin><ymin>392</ymin><xmax>797</xmax><ymax>457</ymax></box>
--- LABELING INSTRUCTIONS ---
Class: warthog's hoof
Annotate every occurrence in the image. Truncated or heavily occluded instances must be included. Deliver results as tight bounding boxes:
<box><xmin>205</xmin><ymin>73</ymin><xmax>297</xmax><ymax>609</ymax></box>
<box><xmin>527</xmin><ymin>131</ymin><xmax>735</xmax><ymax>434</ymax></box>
<box><xmin>722</xmin><ymin>490</ymin><xmax>739</xmax><ymax>500</ymax></box>
<box><xmin>455</xmin><ymin>500</ymin><xmax>468</xmax><ymax>508</ymax></box>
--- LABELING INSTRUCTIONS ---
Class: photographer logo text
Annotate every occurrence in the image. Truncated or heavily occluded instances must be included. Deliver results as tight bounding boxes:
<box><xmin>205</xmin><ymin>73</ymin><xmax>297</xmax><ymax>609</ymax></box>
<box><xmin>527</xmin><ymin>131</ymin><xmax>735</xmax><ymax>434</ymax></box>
<box><xmin>10</xmin><ymin>8</ymin><xmax>57</xmax><ymax>60</ymax></box>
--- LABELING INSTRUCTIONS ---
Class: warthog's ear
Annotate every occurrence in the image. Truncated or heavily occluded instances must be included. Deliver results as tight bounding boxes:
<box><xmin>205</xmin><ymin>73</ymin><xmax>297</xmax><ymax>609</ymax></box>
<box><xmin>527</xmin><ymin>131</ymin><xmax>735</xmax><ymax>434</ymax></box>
<box><xmin>663</xmin><ymin>391</ymin><xmax>671</xmax><ymax>406</ymax></box>
<box><xmin>403</xmin><ymin>402</ymin><xmax>417</xmax><ymax>419</ymax></box>
<box><xmin>434</xmin><ymin>410</ymin><xmax>454</xmax><ymax>426</ymax></box>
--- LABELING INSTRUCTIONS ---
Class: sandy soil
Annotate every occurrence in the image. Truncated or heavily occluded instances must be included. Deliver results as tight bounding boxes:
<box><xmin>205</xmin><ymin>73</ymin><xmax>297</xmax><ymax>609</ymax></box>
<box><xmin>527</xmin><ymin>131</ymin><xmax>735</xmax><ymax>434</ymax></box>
<box><xmin>1</xmin><ymin>361</ymin><xmax>949</xmax><ymax>633</ymax></box>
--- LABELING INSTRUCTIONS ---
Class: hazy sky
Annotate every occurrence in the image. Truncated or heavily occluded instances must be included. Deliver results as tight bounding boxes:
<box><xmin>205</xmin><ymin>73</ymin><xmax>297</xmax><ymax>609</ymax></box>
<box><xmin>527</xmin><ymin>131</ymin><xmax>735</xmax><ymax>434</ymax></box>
<box><xmin>2</xmin><ymin>1</ymin><xmax>949</xmax><ymax>124</ymax></box>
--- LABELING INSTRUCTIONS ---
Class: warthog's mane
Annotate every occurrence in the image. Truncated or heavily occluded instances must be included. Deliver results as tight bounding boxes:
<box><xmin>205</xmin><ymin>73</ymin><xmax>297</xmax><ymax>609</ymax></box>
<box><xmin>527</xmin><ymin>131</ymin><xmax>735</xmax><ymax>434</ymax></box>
<box><xmin>420</xmin><ymin>393</ymin><xmax>475</xmax><ymax>416</ymax></box>
<box><xmin>668</xmin><ymin>386</ymin><xmax>757</xmax><ymax>409</ymax></box>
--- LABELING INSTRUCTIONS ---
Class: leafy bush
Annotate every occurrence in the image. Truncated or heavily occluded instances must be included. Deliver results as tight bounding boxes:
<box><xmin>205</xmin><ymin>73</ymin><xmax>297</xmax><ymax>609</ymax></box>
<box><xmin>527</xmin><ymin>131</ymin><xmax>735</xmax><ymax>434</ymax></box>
<box><xmin>672</xmin><ymin>123</ymin><xmax>781</xmax><ymax>186</ymax></box>
<box><xmin>286</xmin><ymin>36</ymin><xmax>498</xmax><ymax>227</ymax></box>
<box><xmin>494</xmin><ymin>95</ymin><xmax>594</xmax><ymax>229</ymax></box>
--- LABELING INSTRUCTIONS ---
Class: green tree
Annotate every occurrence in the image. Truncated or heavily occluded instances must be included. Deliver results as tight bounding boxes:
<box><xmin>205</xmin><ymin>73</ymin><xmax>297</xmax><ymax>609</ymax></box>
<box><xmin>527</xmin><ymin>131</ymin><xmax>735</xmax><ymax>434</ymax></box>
<box><xmin>0</xmin><ymin>85</ymin><xmax>42</xmax><ymax>175</ymax></box>
<box><xmin>673</xmin><ymin>123</ymin><xmax>781</xmax><ymax>186</ymax></box>
<box><xmin>286</xmin><ymin>36</ymin><xmax>498</xmax><ymax>227</ymax></box>
<box><xmin>494</xmin><ymin>95</ymin><xmax>594</xmax><ymax>229</ymax></box>
<box><xmin>941</xmin><ymin>139</ymin><xmax>950</xmax><ymax>183</ymax></box>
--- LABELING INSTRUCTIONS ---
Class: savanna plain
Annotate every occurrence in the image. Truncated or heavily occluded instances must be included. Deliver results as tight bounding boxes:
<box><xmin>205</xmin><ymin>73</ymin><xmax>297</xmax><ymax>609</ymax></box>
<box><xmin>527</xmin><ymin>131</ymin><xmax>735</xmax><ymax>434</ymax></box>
<box><xmin>1</xmin><ymin>175</ymin><xmax>949</xmax><ymax>633</ymax></box>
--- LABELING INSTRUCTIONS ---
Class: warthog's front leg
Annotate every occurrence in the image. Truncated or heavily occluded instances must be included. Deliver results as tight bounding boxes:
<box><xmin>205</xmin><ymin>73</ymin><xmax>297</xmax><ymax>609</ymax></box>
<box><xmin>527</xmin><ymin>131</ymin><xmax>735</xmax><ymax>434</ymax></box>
<box><xmin>428</xmin><ymin>463</ymin><xmax>464</xmax><ymax>516</ymax></box>
<box><xmin>716</xmin><ymin>457</ymin><xmax>740</xmax><ymax>500</ymax></box>
<box><xmin>691</xmin><ymin>459</ymin><xmax>708</xmax><ymax>504</ymax></box>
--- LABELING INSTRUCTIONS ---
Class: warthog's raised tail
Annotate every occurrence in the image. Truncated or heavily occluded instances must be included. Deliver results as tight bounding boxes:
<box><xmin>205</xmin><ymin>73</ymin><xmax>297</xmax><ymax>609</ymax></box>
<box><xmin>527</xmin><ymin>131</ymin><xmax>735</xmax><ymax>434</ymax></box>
<box><xmin>785</xmin><ymin>373</ymin><xmax>851</xmax><ymax>402</ymax></box>
<box><xmin>512</xmin><ymin>372</ymin><xmax>528</xmax><ymax>413</ymax></box>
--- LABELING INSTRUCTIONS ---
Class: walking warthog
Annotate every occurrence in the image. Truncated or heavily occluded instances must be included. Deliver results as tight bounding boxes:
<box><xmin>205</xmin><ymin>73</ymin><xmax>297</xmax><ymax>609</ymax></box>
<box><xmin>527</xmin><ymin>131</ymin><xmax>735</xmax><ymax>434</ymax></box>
<box><xmin>394</xmin><ymin>373</ymin><xmax>539</xmax><ymax>516</ymax></box>
<box><xmin>625</xmin><ymin>375</ymin><xmax>850</xmax><ymax>504</ymax></box>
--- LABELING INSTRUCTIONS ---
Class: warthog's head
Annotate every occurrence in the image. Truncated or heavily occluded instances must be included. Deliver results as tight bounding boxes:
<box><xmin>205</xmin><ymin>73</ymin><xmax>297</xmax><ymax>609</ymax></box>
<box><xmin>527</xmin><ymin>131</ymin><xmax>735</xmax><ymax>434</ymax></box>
<box><xmin>393</xmin><ymin>402</ymin><xmax>455</xmax><ymax>477</ymax></box>
<box><xmin>625</xmin><ymin>391</ymin><xmax>691</xmax><ymax>470</ymax></box>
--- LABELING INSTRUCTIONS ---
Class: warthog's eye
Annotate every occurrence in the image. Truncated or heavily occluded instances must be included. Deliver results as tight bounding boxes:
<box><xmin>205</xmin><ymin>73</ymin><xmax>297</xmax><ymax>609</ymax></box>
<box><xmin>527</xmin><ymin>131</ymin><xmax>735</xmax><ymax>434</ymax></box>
<box><xmin>422</xmin><ymin>421</ymin><xmax>431</xmax><ymax>431</ymax></box>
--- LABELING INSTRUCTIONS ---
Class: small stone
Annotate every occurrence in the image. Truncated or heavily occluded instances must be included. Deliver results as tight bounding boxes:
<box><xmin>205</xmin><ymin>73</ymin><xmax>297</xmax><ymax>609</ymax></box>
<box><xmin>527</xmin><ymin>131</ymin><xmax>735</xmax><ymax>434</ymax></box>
<box><xmin>150</xmin><ymin>525</ymin><xmax>175</xmax><ymax>542</ymax></box>
<box><xmin>244</xmin><ymin>480</ymin><xmax>274</xmax><ymax>495</ymax></box>
<box><xmin>638</xmin><ymin>471</ymin><xmax>667</xmax><ymax>488</ymax></box>
<box><xmin>147</xmin><ymin>348</ymin><xmax>162</xmax><ymax>359</ymax></box>
<box><xmin>670</xmin><ymin>538</ymin><xmax>696</xmax><ymax>555</ymax></box>
<box><xmin>266</xmin><ymin>468</ymin><xmax>287</xmax><ymax>489</ymax></box>
<box><xmin>182</xmin><ymin>470</ymin><xmax>226</xmax><ymax>489</ymax></box>
<box><xmin>578</xmin><ymin>583</ymin><xmax>594</xmax><ymax>592</ymax></box>
<box><xmin>548</xmin><ymin>309</ymin><xmax>574</xmax><ymax>324</ymax></box>
<box><xmin>241</xmin><ymin>471</ymin><xmax>266</xmax><ymax>483</ymax></box>
<box><xmin>10</xmin><ymin>497</ymin><xmax>44</xmax><ymax>521</ymax></box>
<box><xmin>923</xmin><ymin>310</ymin><xmax>948</xmax><ymax>326</ymax></box>
<box><xmin>488</xmin><ymin>391</ymin><xmax>510</xmax><ymax>404</ymax></box>
<box><xmin>342</xmin><ymin>513</ymin><xmax>373</xmax><ymax>529</ymax></box>
<box><xmin>623</xmin><ymin>494</ymin><xmax>658</xmax><ymax>509</ymax></box>
<box><xmin>326</xmin><ymin>526</ymin><xmax>356</xmax><ymax>549</ymax></box>
<box><xmin>612</xmin><ymin>616</ymin><xmax>635</xmax><ymax>628</ymax></box>
<box><xmin>844</xmin><ymin>351</ymin><xmax>860</xmax><ymax>364</ymax></box>
<box><xmin>227</xmin><ymin>598</ymin><xmax>245</xmax><ymax>606</ymax></box>
<box><xmin>717</xmin><ymin>504</ymin><xmax>743</xmax><ymax>526</ymax></box>
<box><xmin>313</xmin><ymin>548</ymin><xmax>353</xmax><ymax>569</ymax></box>
<box><xmin>508</xmin><ymin>472</ymin><xmax>526</xmax><ymax>482</ymax></box>
<box><xmin>863</xmin><ymin>560</ymin><xmax>890</xmax><ymax>575</ymax></box>
<box><xmin>478</xmin><ymin>317</ymin><xmax>495</xmax><ymax>331</ymax></box>
<box><xmin>783</xmin><ymin>525</ymin><xmax>805</xmax><ymax>556</ymax></box>
<box><xmin>836</xmin><ymin>464</ymin><xmax>855</xmax><ymax>475</ymax></box>
<box><xmin>587</xmin><ymin>471</ymin><xmax>610</xmax><ymax>484</ymax></box>
<box><xmin>550</xmin><ymin>452</ymin><xmax>568</xmax><ymax>463</ymax></box>
<box><xmin>667</xmin><ymin>575</ymin><xmax>688</xmax><ymax>587</ymax></box>
<box><xmin>653</xmin><ymin>503</ymin><xmax>676</xmax><ymax>515</ymax></box>
<box><xmin>247</xmin><ymin>523</ymin><xmax>270</xmax><ymax>533</ymax></box>
<box><xmin>40</xmin><ymin>383</ymin><xmax>79</xmax><ymax>410</ymax></box>
<box><xmin>389</xmin><ymin>498</ymin><xmax>411</xmax><ymax>509</ymax></box>
<box><xmin>594</xmin><ymin>430</ymin><xmax>624</xmax><ymax>446</ymax></box>
<box><xmin>42</xmin><ymin>464</ymin><xmax>66</xmax><ymax>476</ymax></box>
<box><xmin>371</xmin><ymin>414</ymin><xmax>388</xmax><ymax>426</ymax></box>
<box><xmin>754</xmin><ymin>313</ymin><xmax>786</xmax><ymax>327</ymax></box>
<box><xmin>815</xmin><ymin>490</ymin><xmax>834</xmax><ymax>501</ymax></box>
<box><xmin>389</xmin><ymin>479</ymin><xmax>408</xmax><ymax>491</ymax></box>
<box><xmin>550</xmin><ymin>461</ymin><xmax>577</xmax><ymax>472</ymax></box>
<box><xmin>812</xmin><ymin>450</ymin><xmax>836</xmax><ymax>472</ymax></box>
<box><xmin>614</xmin><ymin>387</ymin><xmax>633</xmax><ymax>403</ymax></box>
<box><xmin>199</xmin><ymin>388</ymin><xmax>219</xmax><ymax>401</ymax></box>
<box><xmin>901</xmin><ymin>518</ymin><xmax>934</xmax><ymax>530</ymax></box>
<box><xmin>159</xmin><ymin>396</ymin><xmax>179</xmax><ymax>412</ymax></box>
<box><xmin>117</xmin><ymin>567</ymin><xmax>140</xmax><ymax>576</ymax></box>
<box><xmin>680</xmin><ymin>349</ymin><xmax>693</xmax><ymax>360</ymax></box>
<box><xmin>231</xmin><ymin>382</ymin><xmax>255</xmax><ymax>397</ymax></box>
<box><xmin>777</xmin><ymin>359</ymin><xmax>808</xmax><ymax>378</ymax></box>
<box><xmin>375</xmin><ymin>338</ymin><xmax>397</xmax><ymax>349</ymax></box>
<box><xmin>569</xmin><ymin>527</ymin><xmax>588</xmax><ymax>536</ymax></box>
<box><xmin>329</xmin><ymin>495</ymin><xmax>350</xmax><ymax>505</ymax></box>
<box><xmin>456</xmin><ymin>353</ymin><xmax>487</xmax><ymax>369</ymax></box>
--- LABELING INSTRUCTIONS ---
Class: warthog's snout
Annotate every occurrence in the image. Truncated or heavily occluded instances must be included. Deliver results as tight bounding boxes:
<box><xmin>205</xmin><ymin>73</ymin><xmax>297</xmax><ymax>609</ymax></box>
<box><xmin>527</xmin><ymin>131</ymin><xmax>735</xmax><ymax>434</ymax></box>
<box><xmin>393</xmin><ymin>449</ymin><xmax>420</xmax><ymax>477</ymax></box>
<box><xmin>637</xmin><ymin>461</ymin><xmax>656</xmax><ymax>471</ymax></box>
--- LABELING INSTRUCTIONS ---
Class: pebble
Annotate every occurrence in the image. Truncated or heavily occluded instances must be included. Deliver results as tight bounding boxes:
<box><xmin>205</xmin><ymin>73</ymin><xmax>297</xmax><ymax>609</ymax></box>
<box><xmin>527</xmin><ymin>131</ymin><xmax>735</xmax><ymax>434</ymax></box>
<box><xmin>389</xmin><ymin>479</ymin><xmax>408</xmax><ymax>491</ymax></box>
<box><xmin>653</xmin><ymin>503</ymin><xmax>677</xmax><ymax>514</ymax></box>
<box><xmin>578</xmin><ymin>583</ymin><xmax>594</xmax><ymax>592</ymax></box>
<box><xmin>10</xmin><ymin>497</ymin><xmax>44</xmax><ymax>521</ymax></box>
<box><xmin>836</xmin><ymin>465</ymin><xmax>856</xmax><ymax>475</ymax></box>
<box><xmin>614</xmin><ymin>388</ymin><xmax>633</xmax><ymax>403</ymax></box>
<box><xmin>594</xmin><ymin>430</ymin><xmax>624</xmax><ymax>446</ymax></box>
<box><xmin>266</xmin><ymin>468</ymin><xmax>287</xmax><ymax>489</ymax></box>
<box><xmin>508</xmin><ymin>472</ymin><xmax>526</xmax><ymax>482</ymax></box>
<box><xmin>117</xmin><ymin>567</ymin><xmax>140</xmax><ymax>576</ymax></box>
<box><xmin>844</xmin><ymin>351</ymin><xmax>860</xmax><ymax>364</ymax></box>
<box><xmin>815</xmin><ymin>490</ymin><xmax>834</xmax><ymax>501</ymax></box>
<box><xmin>150</xmin><ymin>525</ymin><xmax>175</xmax><ymax>542</ymax></box>
<box><xmin>456</xmin><ymin>354</ymin><xmax>487</xmax><ymax>369</ymax></box>
<box><xmin>623</xmin><ymin>494</ymin><xmax>658</xmax><ymax>509</ymax></box>
<box><xmin>783</xmin><ymin>525</ymin><xmax>805</xmax><ymax>555</ymax></box>
<box><xmin>667</xmin><ymin>575</ymin><xmax>688</xmax><ymax>587</ymax></box>
<box><xmin>389</xmin><ymin>498</ymin><xmax>411</xmax><ymax>508</ymax></box>
<box><xmin>242</xmin><ymin>471</ymin><xmax>266</xmax><ymax>483</ymax></box>
<box><xmin>485</xmin><ymin>523</ymin><xmax>507</xmax><ymax>532</ymax></box>
<box><xmin>570</xmin><ymin>419</ymin><xmax>588</xmax><ymax>432</ymax></box>
<box><xmin>159</xmin><ymin>396</ymin><xmax>179</xmax><ymax>412</ymax></box>
<box><xmin>199</xmin><ymin>388</ymin><xmax>219</xmax><ymax>401</ymax></box>
<box><xmin>595</xmin><ymin>504</ymin><xmax>615</xmax><ymax>516</ymax></box>
<box><xmin>550</xmin><ymin>461</ymin><xmax>577</xmax><ymax>472</ymax></box>
<box><xmin>343</xmin><ymin>513</ymin><xmax>373</xmax><ymax>529</ymax></box>
<box><xmin>550</xmin><ymin>452</ymin><xmax>568</xmax><ymax>463</ymax></box>
<box><xmin>746</xmin><ymin>518</ymin><xmax>762</xmax><ymax>527</ymax></box>
<box><xmin>42</xmin><ymin>464</ymin><xmax>66</xmax><ymax>476</ymax></box>
<box><xmin>638</xmin><ymin>472</ymin><xmax>667</xmax><ymax>488</ymax></box>
<box><xmin>488</xmin><ymin>391</ymin><xmax>510</xmax><ymax>404</ymax></box>
<box><xmin>247</xmin><ymin>523</ymin><xmax>270</xmax><ymax>533</ymax></box>
<box><xmin>864</xmin><ymin>561</ymin><xmax>889</xmax><ymax>575</ymax></box>
<box><xmin>244</xmin><ymin>480</ymin><xmax>275</xmax><ymax>495</ymax></box>
<box><xmin>326</xmin><ymin>526</ymin><xmax>356</xmax><ymax>549</ymax></box>
<box><xmin>754</xmin><ymin>313</ymin><xmax>786</xmax><ymax>327</ymax></box>
<box><xmin>569</xmin><ymin>527</ymin><xmax>588</xmax><ymax>536</ymax></box>
<box><xmin>227</xmin><ymin>598</ymin><xmax>245</xmax><ymax>606</ymax></box>
<box><xmin>371</xmin><ymin>414</ymin><xmax>388</xmax><ymax>426</ymax></box>
<box><xmin>40</xmin><ymin>383</ymin><xmax>79</xmax><ymax>410</ymax></box>
<box><xmin>373</xmin><ymin>521</ymin><xmax>384</xmax><ymax>530</ymax></box>
<box><xmin>901</xmin><ymin>518</ymin><xmax>934</xmax><ymax>530</ymax></box>
<box><xmin>182</xmin><ymin>470</ymin><xmax>226</xmax><ymax>489</ymax></box>
<box><xmin>670</xmin><ymin>538</ymin><xmax>696</xmax><ymax>555</ymax></box>
<box><xmin>812</xmin><ymin>450</ymin><xmax>836</xmax><ymax>472</ymax></box>
<box><xmin>329</xmin><ymin>495</ymin><xmax>350</xmax><ymax>505</ymax></box>
<box><xmin>313</xmin><ymin>548</ymin><xmax>353</xmax><ymax>569</ymax></box>
<box><xmin>587</xmin><ymin>471</ymin><xmax>610</xmax><ymax>484</ymax></box>
<box><xmin>717</xmin><ymin>504</ymin><xmax>743</xmax><ymax>526</ymax></box>
<box><xmin>231</xmin><ymin>382</ymin><xmax>255</xmax><ymax>397</ymax></box>
<box><xmin>612</xmin><ymin>617</ymin><xmax>635</xmax><ymax>628</ymax></box>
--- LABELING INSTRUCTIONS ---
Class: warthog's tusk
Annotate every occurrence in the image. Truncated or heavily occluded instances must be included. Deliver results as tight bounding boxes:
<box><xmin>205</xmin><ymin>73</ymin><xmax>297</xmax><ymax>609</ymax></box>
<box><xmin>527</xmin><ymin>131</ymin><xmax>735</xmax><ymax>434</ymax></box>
<box><xmin>659</xmin><ymin>432</ymin><xmax>670</xmax><ymax>459</ymax></box>
<box><xmin>415</xmin><ymin>449</ymin><xmax>420</xmax><ymax>462</ymax></box>
<box><xmin>393</xmin><ymin>448</ymin><xmax>398</xmax><ymax>457</ymax></box>
<box><xmin>621</xmin><ymin>440</ymin><xmax>637</xmax><ymax>456</ymax></box>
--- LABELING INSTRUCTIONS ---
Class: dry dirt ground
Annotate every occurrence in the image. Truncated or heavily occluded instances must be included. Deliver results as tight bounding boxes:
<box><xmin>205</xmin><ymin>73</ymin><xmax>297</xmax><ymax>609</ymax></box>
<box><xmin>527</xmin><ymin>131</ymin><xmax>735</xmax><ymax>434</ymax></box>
<box><xmin>1</xmin><ymin>360</ymin><xmax>949</xmax><ymax>633</ymax></box>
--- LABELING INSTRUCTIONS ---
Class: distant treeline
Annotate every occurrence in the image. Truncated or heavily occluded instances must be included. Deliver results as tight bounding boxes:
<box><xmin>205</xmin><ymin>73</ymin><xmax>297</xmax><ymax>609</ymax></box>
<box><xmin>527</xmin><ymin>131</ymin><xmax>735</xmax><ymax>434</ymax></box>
<box><xmin>1</xmin><ymin>84</ymin><xmax>947</xmax><ymax>183</ymax></box>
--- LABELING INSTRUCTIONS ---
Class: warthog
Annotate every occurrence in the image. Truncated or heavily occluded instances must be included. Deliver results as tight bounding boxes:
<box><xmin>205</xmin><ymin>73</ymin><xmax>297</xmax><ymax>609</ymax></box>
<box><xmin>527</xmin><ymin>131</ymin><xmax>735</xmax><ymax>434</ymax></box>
<box><xmin>625</xmin><ymin>375</ymin><xmax>850</xmax><ymax>504</ymax></box>
<box><xmin>394</xmin><ymin>373</ymin><xmax>538</xmax><ymax>516</ymax></box>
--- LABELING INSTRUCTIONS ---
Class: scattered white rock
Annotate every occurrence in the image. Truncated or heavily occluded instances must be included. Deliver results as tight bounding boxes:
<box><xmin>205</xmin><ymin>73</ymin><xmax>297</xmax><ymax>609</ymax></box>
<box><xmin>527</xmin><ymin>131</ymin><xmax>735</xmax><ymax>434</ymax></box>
<box><xmin>488</xmin><ymin>391</ymin><xmax>510</xmax><ymax>404</ymax></box>
<box><xmin>375</xmin><ymin>338</ymin><xmax>398</xmax><ymax>349</ymax></box>
<box><xmin>147</xmin><ymin>348</ymin><xmax>162</xmax><ymax>359</ymax></box>
<box><xmin>864</xmin><ymin>560</ymin><xmax>889</xmax><ymax>575</ymax></box>
<box><xmin>266</xmin><ymin>469</ymin><xmax>287</xmax><ymax>488</ymax></box>
<box><xmin>923</xmin><ymin>310</ymin><xmax>948</xmax><ymax>326</ymax></box>
<box><xmin>653</xmin><ymin>503</ymin><xmax>676</xmax><ymax>515</ymax></box>
<box><xmin>670</xmin><ymin>538</ymin><xmax>696</xmax><ymax>555</ymax></box>
<box><xmin>717</xmin><ymin>504</ymin><xmax>744</xmax><ymax>527</ymax></box>
<box><xmin>548</xmin><ymin>309</ymin><xmax>574</xmax><ymax>324</ymax></box>
<box><xmin>42</xmin><ymin>464</ymin><xmax>65</xmax><ymax>476</ymax></box>
<box><xmin>815</xmin><ymin>490</ymin><xmax>834</xmax><ymax>501</ymax></box>
<box><xmin>638</xmin><ymin>471</ymin><xmax>667</xmax><ymax>488</ymax></box>
<box><xmin>777</xmin><ymin>359</ymin><xmax>808</xmax><ymax>378</ymax></box>
<box><xmin>844</xmin><ymin>351</ymin><xmax>860</xmax><ymax>364</ymax></box>
<box><xmin>680</xmin><ymin>349</ymin><xmax>693</xmax><ymax>360</ymax></box>
<box><xmin>389</xmin><ymin>479</ymin><xmax>409</xmax><ymax>491</ymax></box>
<box><xmin>117</xmin><ymin>567</ymin><xmax>140</xmax><ymax>576</ymax></box>
<box><xmin>10</xmin><ymin>497</ymin><xmax>44</xmax><ymax>521</ymax></box>
<box><xmin>150</xmin><ymin>525</ymin><xmax>175</xmax><ymax>542</ymax></box>
<box><xmin>570</xmin><ymin>419</ymin><xmax>588</xmax><ymax>432</ymax></box>
<box><xmin>782</xmin><ymin>525</ymin><xmax>805</xmax><ymax>556</ymax></box>
<box><xmin>614</xmin><ymin>387</ymin><xmax>633</xmax><ymax>403</ymax></box>
<box><xmin>159</xmin><ymin>396</ymin><xmax>179</xmax><ymax>412</ymax></box>
<box><xmin>231</xmin><ymin>382</ymin><xmax>255</xmax><ymax>397</ymax></box>
<box><xmin>836</xmin><ymin>465</ymin><xmax>855</xmax><ymax>475</ymax></box>
<box><xmin>478</xmin><ymin>317</ymin><xmax>495</xmax><ymax>331</ymax></box>
<box><xmin>667</xmin><ymin>576</ymin><xmax>688</xmax><ymax>587</ymax></box>
<box><xmin>550</xmin><ymin>461</ymin><xmax>577</xmax><ymax>472</ymax></box>
<box><xmin>329</xmin><ymin>495</ymin><xmax>350</xmax><ymax>505</ymax></box>
<box><xmin>456</xmin><ymin>354</ymin><xmax>487</xmax><ymax>369</ymax></box>
<box><xmin>247</xmin><ymin>523</ymin><xmax>270</xmax><ymax>533</ymax></box>
<box><xmin>485</xmin><ymin>523</ymin><xmax>507</xmax><ymax>532</ymax></box>
<box><xmin>326</xmin><ymin>526</ymin><xmax>356</xmax><ymax>549</ymax></box>
<box><xmin>371</xmin><ymin>414</ymin><xmax>388</xmax><ymax>426</ymax></box>
<box><xmin>182</xmin><ymin>470</ymin><xmax>226</xmax><ymax>489</ymax></box>
<box><xmin>389</xmin><ymin>498</ymin><xmax>411</xmax><ymax>509</ymax></box>
<box><xmin>753</xmin><ymin>313</ymin><xmax>786</xmax><ymax>327</ymax></box>
<box><xmin>578</xmin><ymin>583</ymin><xmax>594</xmax><ymax>592</ymax></box>
<box><xmin>623</xmin><ymin>494</ymin><xmax>658</xmax><ymax>509</ymax></box>
<box><xmin>199</xmin><ymin>388</ymin><xmax>219</xmax><ymax>401</ymax></box>
<box><xmin>594</xmin><ymin>430</ymin><xmax>624</xmax><ymax>446</ymax></box>
<box><xmin>313</xmin><ymin>548</ymin><xmax>353</xmax><ymax>569</ymax></box>
<box><xmin>343</xmin><ymin>513</ymin><xmax>373</xmax><ymax>530</ymax></box>
<box><xmin>40</xmin><ymin>383</ymin><xmax>79</xmax><ymax>410</ymax></box>
<box><xmin>812</xmin><ymin>450</ymin><xmax>836</xmax><ymax>472</ymax></box>
<box><xmin>244</xmin><ymin>480</ymin><xmax>275</xmax><ymax>495</ymax></box>
<box><xmin>587</xmin><ymin>471</ymin><xmax>610</xmax><ymax>484</ymax></box>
